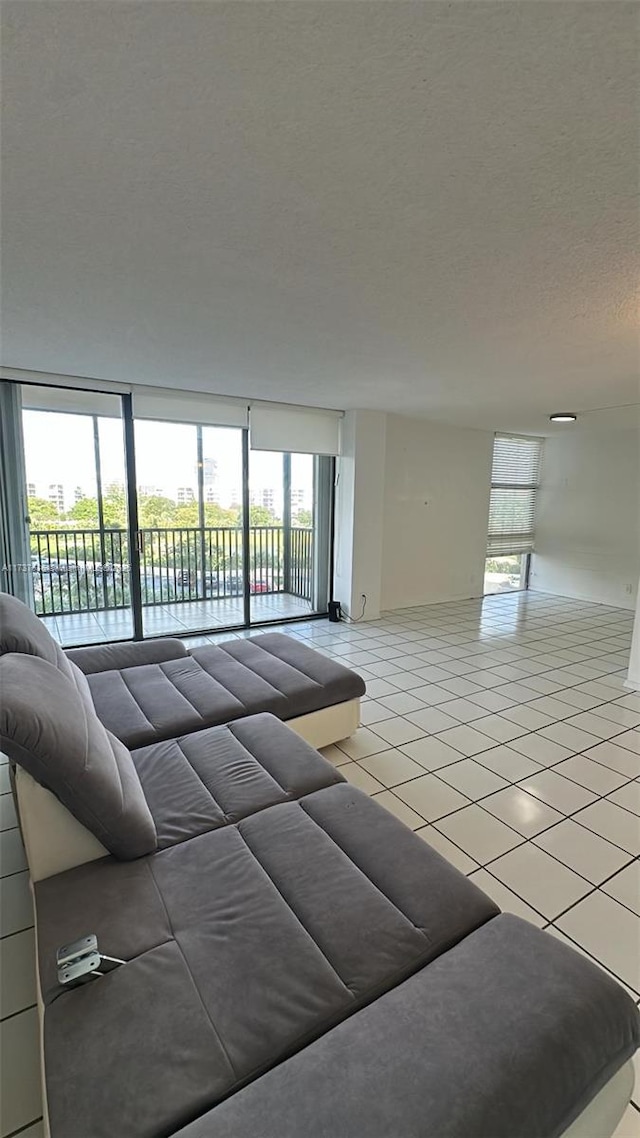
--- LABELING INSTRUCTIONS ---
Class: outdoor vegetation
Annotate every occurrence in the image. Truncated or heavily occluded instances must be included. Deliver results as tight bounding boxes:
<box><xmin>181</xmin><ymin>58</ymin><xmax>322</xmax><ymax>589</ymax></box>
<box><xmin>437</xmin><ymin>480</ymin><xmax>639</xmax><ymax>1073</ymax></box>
<box><xmin>29</xmin><ymin>488</ymin><xmax>314</xmax><ymax>616</ymax></box>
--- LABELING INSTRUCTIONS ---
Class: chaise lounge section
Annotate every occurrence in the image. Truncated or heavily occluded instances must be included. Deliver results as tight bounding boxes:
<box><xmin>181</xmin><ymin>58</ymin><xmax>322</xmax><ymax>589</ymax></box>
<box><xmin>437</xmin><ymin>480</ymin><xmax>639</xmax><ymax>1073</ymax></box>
<box><xmin>0</xmin><ymin>591</ymin><xmax>365</xmax><ymax>749</ymax></box>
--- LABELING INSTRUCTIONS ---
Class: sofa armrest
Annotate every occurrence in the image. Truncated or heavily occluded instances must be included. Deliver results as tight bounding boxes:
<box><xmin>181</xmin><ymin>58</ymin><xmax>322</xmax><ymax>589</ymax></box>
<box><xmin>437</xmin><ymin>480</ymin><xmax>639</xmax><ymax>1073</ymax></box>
<box><xmin>65</xmin><ymin>639</ymin><xmax>188</xmax><ymax>674</ymax></box>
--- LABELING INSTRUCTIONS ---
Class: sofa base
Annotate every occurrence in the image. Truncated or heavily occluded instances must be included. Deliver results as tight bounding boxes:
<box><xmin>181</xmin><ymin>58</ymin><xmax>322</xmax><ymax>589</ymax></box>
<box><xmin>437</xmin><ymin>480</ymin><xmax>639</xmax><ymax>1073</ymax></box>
<box><xmin>561</xmin><ymin>1059</ymin><xmax>634</xmax><ymax>1138</ymax></box>
<box><xmin>286</xmin><ymin>698</ymin><xmax>360</xmax><ymax>749</ymax></box>
<box><xmin>15</xmin><ymin>766</ymin><xmax>108</xmax><ymax>882</ymax></box>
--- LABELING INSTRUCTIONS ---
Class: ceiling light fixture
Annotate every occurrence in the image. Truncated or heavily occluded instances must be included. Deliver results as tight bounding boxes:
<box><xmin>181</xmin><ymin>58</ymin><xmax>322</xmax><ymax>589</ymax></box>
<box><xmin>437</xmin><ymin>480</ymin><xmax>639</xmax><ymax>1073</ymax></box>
<box><xmin>549</xmin><ymin>413</ymin><xmax>577</xmax><ymax>423</ymax></box>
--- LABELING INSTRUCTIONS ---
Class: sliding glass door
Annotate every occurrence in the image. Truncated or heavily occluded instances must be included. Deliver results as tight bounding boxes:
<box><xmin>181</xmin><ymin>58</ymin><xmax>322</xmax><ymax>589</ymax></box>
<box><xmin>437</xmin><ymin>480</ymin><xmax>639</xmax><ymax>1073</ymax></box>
<box><xmin>248</xmin><ymin>449</ymin><xmax>332</xmax><ymax>624</ymax></box>
<box><xmin>132</xmin><ymin>425</ymin><xmax>332</xmax><ymax>635</ymax></box>
<box><xmin>19</xmin><ymin>385</ymin><xmax>134</xmax><ymax>646</ymax></box>
<box><xmin>13</xmin><ymin>381</ymin><xmax>336</xmax><ymax>646</ymax></box>
<box><xmin>133</xmin><ymin>419</ymin><xmax>246</xmax><ymax>637</ymax></box>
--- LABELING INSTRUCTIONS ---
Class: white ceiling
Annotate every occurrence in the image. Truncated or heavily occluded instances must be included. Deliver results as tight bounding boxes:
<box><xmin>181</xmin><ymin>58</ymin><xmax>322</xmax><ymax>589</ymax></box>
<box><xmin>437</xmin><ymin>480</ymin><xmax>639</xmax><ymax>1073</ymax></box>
<box><xmin>1</xmin><ymin>1</ymin><xmax>638</xmax><ymax>435</ymax></box>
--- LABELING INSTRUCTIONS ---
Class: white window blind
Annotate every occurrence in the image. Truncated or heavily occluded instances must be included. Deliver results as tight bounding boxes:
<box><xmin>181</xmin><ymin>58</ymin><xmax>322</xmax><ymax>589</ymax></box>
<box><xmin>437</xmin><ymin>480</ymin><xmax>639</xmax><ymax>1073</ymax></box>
<box><xmin>132</xmin><ymin>387</ymin><xmax>248</xmax><ymax>429</ymax></box>
<box><xmin>20</xmin><ymin>384</ymin><xmax>122</xmax><ymax>418</ymax></box>
<box><xmin>249</xmin><ymin>403</ymin><xmax>342</xmax><ymax>455</ymax></box>
<box><xmin>487</xmin><ymin>435</ymin><xmax>543</xmax><ymax>556</ymax></box>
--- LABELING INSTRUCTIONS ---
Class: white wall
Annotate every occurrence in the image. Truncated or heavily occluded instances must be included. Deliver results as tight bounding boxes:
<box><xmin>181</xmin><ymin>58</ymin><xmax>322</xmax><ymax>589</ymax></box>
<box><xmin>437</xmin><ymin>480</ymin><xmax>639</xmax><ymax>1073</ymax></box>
<box><xmin>627</xmin><ymin>582</ymin><xmax>640</xmax><ymax>690</ymax></box>
<box><xmin>334</xmin><ymin>410</ymin><xmax>386</xmax><ymax>619</ymax></box>
<box><xmin>530</xmin><ymin>429</ymin><xmax>640</xmax><ymax>610</ymax></box>
<box><xmin>380</xmin><ymin>415</ymin><xmax>493</xmax><ymax>610</ymax></box>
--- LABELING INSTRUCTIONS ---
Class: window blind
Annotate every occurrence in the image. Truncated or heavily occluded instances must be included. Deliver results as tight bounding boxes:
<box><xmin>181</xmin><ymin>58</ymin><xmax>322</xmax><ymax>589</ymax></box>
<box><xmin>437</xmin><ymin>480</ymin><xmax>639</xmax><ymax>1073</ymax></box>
<box><xmin>487</xmin><ymin>435</ymin><xmax>543</xmax><ymax>556</ymax></box>
<box><xmin>250</xmin><ymin>403</ymin><xmax>342</xmax><ymax>455</ymax></box>
<box><xmin>132</xmin><ymin>387</ymin><xmax>248</xmax><ymax>429</ymax></box>
<box><xmin>20</xmin><ymin>383</ymin><xmax>122</xmax><ymax>418</ymax></box>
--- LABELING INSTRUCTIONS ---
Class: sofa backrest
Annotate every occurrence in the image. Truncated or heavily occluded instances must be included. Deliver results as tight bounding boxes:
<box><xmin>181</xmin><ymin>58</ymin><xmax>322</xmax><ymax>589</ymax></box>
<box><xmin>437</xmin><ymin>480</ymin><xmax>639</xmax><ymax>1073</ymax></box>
<box><xmin>0</xmin><ymin>590</ymin><xmax>72</xmax><ymax>671</ymax></box>
<box><xmin>0</xmin><ymin>653</ymin><xmax>157</xmax><ymax>860</ymax></box>
<box><xmin>0</xmin><ymin>588</ymin><xmax>98</xmax><ymax>709</ymax></box>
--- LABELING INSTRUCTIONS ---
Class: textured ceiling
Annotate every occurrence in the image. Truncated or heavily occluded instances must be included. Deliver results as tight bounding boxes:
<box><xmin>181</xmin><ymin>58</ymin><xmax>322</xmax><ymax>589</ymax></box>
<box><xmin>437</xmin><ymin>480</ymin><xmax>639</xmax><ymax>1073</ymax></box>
<box><xmin>1</xmin><ymin>1</ymin><xmax>638</xmax><ymax>434</ymax></box>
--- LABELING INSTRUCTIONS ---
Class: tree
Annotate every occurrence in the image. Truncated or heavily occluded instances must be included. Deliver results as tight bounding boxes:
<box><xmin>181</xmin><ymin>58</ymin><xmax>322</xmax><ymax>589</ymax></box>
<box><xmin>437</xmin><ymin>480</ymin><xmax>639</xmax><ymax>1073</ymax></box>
<box><xmin>174</xmin><ymin>502</ymin><xmax>200</xmax><ymax>528</ymax></box>
<box><xmin>204</xmin><ymin>503</ymin><xmax>240</xmax><ymax>528</ymax></box>
<box><xmin>66</xmin><ymin>497</ymin><xmax>99</xmax><ymax>528</ymax></box>
<box><xmin>295</xmin><ymin>509</ymin><xmax>312</xmax><ymax>528</ymax></box>
<box><xmin>102</xmin><ymin>486</ymin><xmax>127</xmax><ymax>528</ymax></box>
<box><xmin>138</xmin><ymin>495</ymin><xmax>177</xmax><ymax>528</ymax></box>
<box><xmin>27</xmin><ymin>497</ymin><xmax>61</xmax><ymax>530</ymax></box>
<box><xmin>249</xmin><ymin>505</ymin><xmax>279</xmax><ymax>526</ymax></box>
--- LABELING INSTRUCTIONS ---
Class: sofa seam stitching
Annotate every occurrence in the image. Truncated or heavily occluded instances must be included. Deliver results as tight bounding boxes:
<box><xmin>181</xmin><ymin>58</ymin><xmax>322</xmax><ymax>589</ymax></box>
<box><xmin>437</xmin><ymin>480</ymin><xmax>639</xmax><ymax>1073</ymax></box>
<box><xmin>299</xmin><ymin>793</ymin><xmax>434</xmax><ymax>945</ymax></box>
<box><xmin>234</xmin><ymin>823</ymin><xmax>356</xmax><ymax>998</ymax></box>
<box><xmin>100</xmin><ymin>669</ymin><xmax>155</xmax><ymax>738</ymax></box>
<box><xmin>146</xmin><ymin>859</ymin><xmax>239</xmax><ymax>1081</ymax></box>
<box><xmin>178</xmin><ymin>733</ymin><xmax>289</xmax><ymax>816</ymax></box>
<box><xmin>222</xmin><ymin>641</ymin><xmax>324</xmax><ymax>698</ymax></box>
<box><xmin>120</xmin><ymin>664</ymin><xmax>201</xmax><ymax>727</ymax></box>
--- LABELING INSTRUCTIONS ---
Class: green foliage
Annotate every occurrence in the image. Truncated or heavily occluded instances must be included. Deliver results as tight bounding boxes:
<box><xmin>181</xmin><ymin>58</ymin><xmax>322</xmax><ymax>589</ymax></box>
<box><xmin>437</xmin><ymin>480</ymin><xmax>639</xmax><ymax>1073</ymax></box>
<box><xmin>66</xmin><ymin>496</ymin><xmax>99</xmax><ymax>528</ymax></box>
<box><xmin>486</xmin><ymin>556</ymin><xmax>522</xmax><ymax>576</ymax></box>
<box><xmin>138</xmin><ymin>495</ymin><xmax>177</xmax><ymax>528</ymax></box>
<box><xmin>101</xmin><ymin>486</ymin><xmax>127</xmax><ymax>528</ymax></box>
<box><xmin>249</xmin><ymin>505</ymin><xmax>279</xmax><ymax>526</ymax></box>
<box><xmin>295</xmin><ymin>509</ymin><xmax>312</xmax><ymax>528</ymax></box>
<box><xmin>204</xmin><ymin>503</ymin><xmax>240</xmax><ymax>527</ymax></box>
<box><xmin>27</xmin><ymin>497</ymin><xmax>61</xmax><ymax>529</ymax></box>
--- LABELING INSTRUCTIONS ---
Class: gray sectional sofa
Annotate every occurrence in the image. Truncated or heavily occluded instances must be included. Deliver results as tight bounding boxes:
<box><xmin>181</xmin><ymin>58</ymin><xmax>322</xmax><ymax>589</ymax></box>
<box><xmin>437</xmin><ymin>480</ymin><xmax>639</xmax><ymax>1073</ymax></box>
<box><xmin>0</xmin><ymin>592</ymin><xmax>638</xmax><ymax>1138</ymax></box>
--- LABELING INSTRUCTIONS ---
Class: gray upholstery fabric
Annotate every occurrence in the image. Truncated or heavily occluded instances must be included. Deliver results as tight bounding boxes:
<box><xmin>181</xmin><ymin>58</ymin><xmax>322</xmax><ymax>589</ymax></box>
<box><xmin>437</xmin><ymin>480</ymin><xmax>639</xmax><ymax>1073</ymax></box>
<box><xmin>89</xmin><ymin>634</ymin><xmax>366</xmax><ymax>747</ymax></box>
<box><xmin>194</xmin><ymin>634</ymin><xmax>365</xmax><ymax>715</ymax></box>
<box><xmin>0</xmin><ymin>589</ymin><xmax>75</xmax><ymax>676</ymax></box>
<box><xmin>87</xmin><ymin>657</ymin><xmax>245</xmax><ymax>746</ymax></box>
<box><xmin>0</xmin><ymin>590</ymin><xmax>95</xmax><ymax>709</ymax></box>
<box><xmin>66</xmin><ymin>638</ymin><xmax>188</xmax><ymax>674</ymax></box>
<box><xmin>35</xmin><ymin>784</ymin><xmax>498</xmax><ymax>1138</ymax></box>
<box><xmin>0</xmin><ymin>654</ymin><xmax>156</xmax><ymax>859</ymax></box>
<box><xmin>131</xmin><ymin>714</ymin><xmax>345</xmax><ymax>848</ymax></box>
<box><xmin>173</xmin><ymin>915</ymin><xmax>640</xmax><ymax>1138</ymax></box>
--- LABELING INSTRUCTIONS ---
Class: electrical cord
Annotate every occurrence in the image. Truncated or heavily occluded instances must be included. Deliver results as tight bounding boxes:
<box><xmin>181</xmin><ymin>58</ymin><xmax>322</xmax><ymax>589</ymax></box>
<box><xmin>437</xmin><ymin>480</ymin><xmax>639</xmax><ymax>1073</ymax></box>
<box><xmin>341</xmin><ymin>594</ymin><xmax>367</xmax><ymax>623</ymax></box>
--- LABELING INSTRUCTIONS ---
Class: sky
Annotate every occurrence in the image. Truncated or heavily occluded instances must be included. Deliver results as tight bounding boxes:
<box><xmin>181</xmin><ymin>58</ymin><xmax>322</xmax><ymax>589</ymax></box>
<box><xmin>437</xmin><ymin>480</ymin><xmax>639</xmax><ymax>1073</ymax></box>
<box><xmin>22</xmin><ymin>411</ymin><xmax>313</xmax><ymax>511</ymax></box>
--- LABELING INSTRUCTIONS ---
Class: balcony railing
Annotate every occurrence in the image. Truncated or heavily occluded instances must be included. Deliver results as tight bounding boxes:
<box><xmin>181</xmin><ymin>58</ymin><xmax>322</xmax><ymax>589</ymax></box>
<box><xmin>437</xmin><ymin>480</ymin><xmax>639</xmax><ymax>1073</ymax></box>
<box><xmin>30</xmin><ymin>525</ymin><xmax>314</xmax><ymax>617</ymax></box>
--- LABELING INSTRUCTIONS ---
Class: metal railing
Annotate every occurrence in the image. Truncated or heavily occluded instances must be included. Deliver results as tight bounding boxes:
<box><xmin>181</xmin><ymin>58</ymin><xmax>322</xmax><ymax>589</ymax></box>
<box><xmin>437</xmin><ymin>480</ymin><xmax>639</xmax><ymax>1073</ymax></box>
<box><xmin>30</xmin><ymin>525</ymin><xmax>314</xmax><ymax>616</ymax></box>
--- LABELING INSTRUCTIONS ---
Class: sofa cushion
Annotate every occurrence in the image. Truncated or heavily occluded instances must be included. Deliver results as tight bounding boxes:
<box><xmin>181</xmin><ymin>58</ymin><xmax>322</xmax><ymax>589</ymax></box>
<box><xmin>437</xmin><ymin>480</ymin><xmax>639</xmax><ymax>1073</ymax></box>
<box><xmin>88</xmin><ymin>633</ymin><xmax>366</xmax><ymax>748</ymax></box>
<box><xmin>193</xmin><ymin>634</ymin><xmax>366</xmax><ymax>716</ymax></box>
<box><xmin>171</xmin><ymin>914</ymin><xmax>640</xmax><ymax>1138</ymax></box>
<box><xmin>35</xmin><ymin>784</ymin><xmax>498</xmax><ymax>1138</ymax></box>
<box><xmin>131</xmin><ymin>713</ymin><xmax>345</xmax><ymax>848</ymax></box>
<box><xmin>66</xmin><ymin>638</ymin><xmax>189</xmax><ymax>674</ymax></box>
<box><xmin>0</xmin><ymin>591</ymin><xmax>97</xmax><ymax>711</ymax></box>
<box><xmin>1</xmin><ymin>590</ymin><xmax>75</xmax><ymax>677</ymax></box>
<box><xmin>0</xmin><ymin>654</ymin><xmax>156</xmax><ymax>859</ymax></box>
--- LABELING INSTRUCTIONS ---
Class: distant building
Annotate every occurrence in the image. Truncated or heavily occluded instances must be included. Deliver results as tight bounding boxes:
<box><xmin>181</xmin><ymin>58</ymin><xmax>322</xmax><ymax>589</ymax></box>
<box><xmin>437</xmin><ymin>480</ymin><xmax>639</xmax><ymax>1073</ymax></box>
<box><xmin>201</xmin><ymin>458</ymin><xmax>219</xmax><ymax>504</ymax></box>
<box><xmin>138</xmin><ymin>484</ymin><xmax>164</xmax><ymax>498</ymax></box>
<box><xmin>48</xmin><ymin>483</ymin><xmax>65</xmax><ymax>512</ymax></box>
<box><xmin>177</xmin><ymin>486</ymin><xmax>195</xmax><ymax>504</ymax></box>
<box><xmin>291</xmin><ymin>488</ymin><xmax>310</xmax><ymax>514</ymax></box>
<box><xmin>250</xmin><ymin>487</ymin><xmax>275</xmax><ymax>511</ymax></box>
<box><xmin>202</xmin><ymin>457</ymin><xmax>217</xmax><ymax>483</ymax></box>
<box><xmin>27</xmin><ymin>482</ymin><xmax>36</xmax><ymax>498</ymax></box>
<box><xmin>74</xmin><ymin>486</ymin><xmax>85</xmax><ymax>503</ymax></box>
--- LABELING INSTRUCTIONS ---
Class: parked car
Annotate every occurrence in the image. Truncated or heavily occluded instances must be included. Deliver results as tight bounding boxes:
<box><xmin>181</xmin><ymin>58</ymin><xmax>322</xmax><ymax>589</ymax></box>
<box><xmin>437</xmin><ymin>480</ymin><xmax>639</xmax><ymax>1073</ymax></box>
<box><xmin>250</xmin><ymin>578</ymin><xmax>274</xmax><ymax>593</ymax></box>
<box><xmin>206</xmin><ymin>572</ymin><xmax>244</xmax><ymax>597</ymax></box>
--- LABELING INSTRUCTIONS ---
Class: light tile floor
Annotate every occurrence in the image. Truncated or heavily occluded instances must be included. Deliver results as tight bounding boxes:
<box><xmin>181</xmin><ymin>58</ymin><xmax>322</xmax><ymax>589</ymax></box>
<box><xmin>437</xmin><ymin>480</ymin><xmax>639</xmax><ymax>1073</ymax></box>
<box><xmin>1</xmin><ymin>591</ymin><xmax>639</xmax><ymax>1136</ymax></box>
